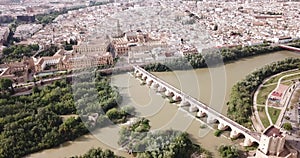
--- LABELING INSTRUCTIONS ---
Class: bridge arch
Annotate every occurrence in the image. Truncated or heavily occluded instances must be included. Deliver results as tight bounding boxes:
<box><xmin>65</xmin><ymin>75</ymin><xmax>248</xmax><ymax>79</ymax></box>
<box><xmin>218</xmin><ymin>123</ymin><xmax>231</xmax><ymax>131</ymax></box>
<box><xmin>134</xmin><ymin>69</ymin><xmax>139</xmax><ymax>74</ymax></box>
<box><xmin>251</xmin><ymin>141</ymin><xmax>259</xmax><ymax>147</ymax></box>
<box><xmin>151</xmin><ymin>82</ymin><xmax>159</xmax><ymax>89</ymax></box>
<box><xmin>142</xmin><ymin>75</ymin><xmax>148</xmax><ymax>81</ymax></box>
<box><xmin>172</xmin><ymin>95</ymin><xmax>182</xmax><ymax>102</ymax></box>
<box><xmin>243</xmin><ymin>137</ymin><xmax>259</xmax><ymax>147</ymax></box>
<box><xmin>146</xmin><ymin>79</ymin><xmax>153</xmax><ymax>86</ymax></box>
<box><xmin>231</xmin><ymin>131</ymin><xmax>246</xmax><ymax>139</ymax></box>
<box><xmin>189</xmin><ymin>104</ymin><xmax>198</xmax><ymax>112</ymax></box>
<box><xmin>135</xmin><ymin>71</ymin><xmax>142</xmax><ymax>77</ymax></box>
<box><xmin>207</xmin><ymin>115</ymin><xmax>219</xmax><ymax>124</ymax></box>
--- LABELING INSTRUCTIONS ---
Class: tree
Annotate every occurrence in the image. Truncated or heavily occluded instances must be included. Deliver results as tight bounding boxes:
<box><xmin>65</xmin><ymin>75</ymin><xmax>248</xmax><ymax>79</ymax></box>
<box><xmin>0</xmin><ymin>78</ymin><xmax>14</xmax><ymax>93</ymax></box>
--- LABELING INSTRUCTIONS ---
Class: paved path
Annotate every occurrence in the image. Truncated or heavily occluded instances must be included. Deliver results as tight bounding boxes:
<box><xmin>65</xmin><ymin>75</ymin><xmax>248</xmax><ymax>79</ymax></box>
<box><xmin>262</xmin><ymin>79</ymin><xmax>298</xmax><ymax>87</ymax></box>
<box><xmin>252</xmin><ymin>84</ymin><xmax>265</xmax><ymax>132</ymax></box>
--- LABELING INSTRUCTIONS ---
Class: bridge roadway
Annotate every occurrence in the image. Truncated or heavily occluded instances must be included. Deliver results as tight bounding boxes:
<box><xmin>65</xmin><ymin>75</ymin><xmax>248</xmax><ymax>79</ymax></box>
<box><xmin>133</xmin><ymin>65</ymin><xmax>261</xmax><ymax>146</ymax></box>
<box><xmin>279</xmin><ymin>45</ymin><xmax>300</xmax><ymax>52</ymax></box>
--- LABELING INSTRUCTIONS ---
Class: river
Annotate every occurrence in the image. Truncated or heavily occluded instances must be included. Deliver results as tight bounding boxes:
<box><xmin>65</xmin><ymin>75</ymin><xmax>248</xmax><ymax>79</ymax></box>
<box><xmin>27</xmin><ymin>51</ymin><xmax>299</xmax><ymax>158</ymax></box>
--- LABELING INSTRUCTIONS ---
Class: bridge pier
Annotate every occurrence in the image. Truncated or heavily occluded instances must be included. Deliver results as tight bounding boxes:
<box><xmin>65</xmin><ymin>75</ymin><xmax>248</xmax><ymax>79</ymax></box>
<box><xmin>243</xmin><ymin>137</ymin><xmax>252</xmax><ymax>147</ymax></box>
<box><xmin>136</xmin><ymin>72</ymin><xmax>142</xmax><ymax>78</ymax></box>
<box><xmin>196</xmin><ymin>110</ymin><xmax>206</xmax><ymax>117</ymax></box>
<box><xmin>142</xmin><ymin>75</ymin><xmax>147</xmax><ymax>81</ymax></box>
<box><xmin>230</xmin><ymin>130</ymin><xmax>240</xmax><ymax>139</ymax></box>
<box><xmin>207</xmin><ymin>115</ymin><xmax>218</xmax><ymax>124</ymax></box>
<box><xmin>165</xmin><ymin>90</ymin><xmax>174</xmax><ymax>97</ymax></box>
<box><xmin>172</xmin><ymin>95</ymin><xmax>182</xmax><ymax>102</ymax></box>
<box><xmin>189</xmin><ymin>104</ymin><xmax>198</xmax><ymax>112</ymax></box>
<box><xmin>179</xmin><ymin>100</ymin><xmax>190</xmax><ymax>107</ymax></box>
<box><xmin>146</xmin><ymin>79</ymin><xmax>153</xmax><ymax>86</ymax></box>
<box><xmin>218</xmin><ymin>123</ymin><xmax>229</xmax><ymax>131</ymax></box>
<box><xmin>151</xmin><ymin>83</ymin><xmax>159</xmax><ymax>89</ymax></box>
<box><xmin>157</xmin><ymin>86</ymin><xmax>166</xmax><ymax>92</ymax></box>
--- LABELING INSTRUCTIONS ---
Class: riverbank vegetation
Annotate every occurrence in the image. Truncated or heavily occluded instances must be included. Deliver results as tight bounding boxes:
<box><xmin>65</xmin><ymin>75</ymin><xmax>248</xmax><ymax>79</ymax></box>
<box><xmin>218</xmin><ymin>145</ymin><xmax>239</xmax><ymax>158</ymax></box>
<box><xmin>118</xmin><ymin>118</ymin><xmax>212</xmax><ymax>158</ymax></box>
<box><xmin>214</xmin><ymin>129</ymin><xmax>223</xmax><ymax>137</ymax></box>
<box><xmin>227</xmin><ymin>58</ymin><xmax>300</xmax><ymax>128</ymax></box>
<box><xmin>144</xmin><ymin>43</ymin><xmax>283</xmax><ymax>71</ymax></box>
<box><xmin>0</xmin><ymin>72</ymin><xmax>130</xmax><ymax>158</ymax></box>
<box><xmin>71</xmin><ymin>147</ymin><xmax>123</xmax><ymax>158</ymax></box>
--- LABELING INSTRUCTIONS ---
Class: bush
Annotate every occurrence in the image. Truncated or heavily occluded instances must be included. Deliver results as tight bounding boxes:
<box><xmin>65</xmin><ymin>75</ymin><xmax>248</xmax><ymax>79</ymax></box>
<box><xmin>214</xmin><ymin>130</ymin><xmax>223</xmax><ymax>137</ymax></box>
<box><xmin>71</xmin><ymin>147</ymin><xmax>123</xmax><ymax>158</ymax></box>
<box><xmin>282</xmin><ymin>122</ymin><xmax>292</xmax><ymax>131</ymax></box>
<box><xmin>218</xmin><ymin>145</ymin><xmax>239</xmax><ymax>158</ymax></box>
<box><xmin>106</xmin><ymin>108</ymin><xmax>128</xmax><ymax>123</ymax></box>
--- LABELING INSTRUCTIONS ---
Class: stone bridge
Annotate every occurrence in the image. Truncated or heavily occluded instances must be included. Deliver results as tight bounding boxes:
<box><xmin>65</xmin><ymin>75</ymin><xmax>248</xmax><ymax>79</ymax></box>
<box><xmin>133</xmin><ymin>65</ymin><xmax>261</xmax><ymax>146</ymax></box>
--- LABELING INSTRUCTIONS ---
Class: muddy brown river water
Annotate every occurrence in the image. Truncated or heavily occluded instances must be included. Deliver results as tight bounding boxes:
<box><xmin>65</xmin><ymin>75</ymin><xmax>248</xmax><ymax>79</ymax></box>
<box><xmin>27</xmin><ymin>51</ymin><xmax>299</xmax><ymax>158</ymax></box>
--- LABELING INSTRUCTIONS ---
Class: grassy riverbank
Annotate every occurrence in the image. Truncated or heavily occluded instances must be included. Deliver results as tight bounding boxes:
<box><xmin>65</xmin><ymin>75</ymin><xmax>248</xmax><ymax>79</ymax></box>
<box><xmin>257</xmin><ymin>84</ymin><xmax>277</xmax><ymax>105</ymax></box>
<box><xmin>257</xmin><ymin>106</ymin><xmax>270</xmax><ymax>128</ymax></box>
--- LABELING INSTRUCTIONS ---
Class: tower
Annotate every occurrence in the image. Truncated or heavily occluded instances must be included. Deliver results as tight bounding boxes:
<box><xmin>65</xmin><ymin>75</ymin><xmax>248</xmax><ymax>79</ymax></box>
<box><xmin>116</xmin><ymin>19</ymin><xmax>123</xmax><ymax>37</ymax></box>
<box><xmin>255</xmin><ymin>125</ymin><xmax>297</xmax><ymax>158</ymax></box>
